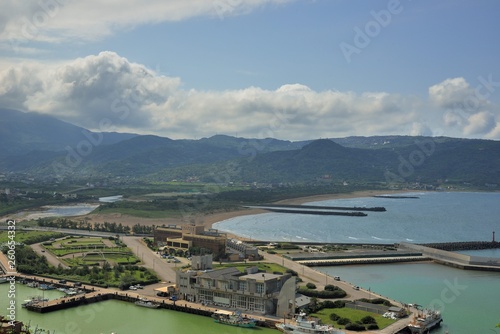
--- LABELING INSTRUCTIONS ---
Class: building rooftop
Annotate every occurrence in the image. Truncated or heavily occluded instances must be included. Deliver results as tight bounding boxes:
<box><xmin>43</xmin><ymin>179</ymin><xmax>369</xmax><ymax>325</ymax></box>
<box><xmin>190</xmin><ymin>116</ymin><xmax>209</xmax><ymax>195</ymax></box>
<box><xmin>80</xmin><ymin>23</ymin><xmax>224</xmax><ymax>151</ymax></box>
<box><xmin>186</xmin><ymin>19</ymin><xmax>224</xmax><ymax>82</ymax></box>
<box><xmin>240</xmin><ymin>272</ymin><xmax>282</xmax><ymax>282</ymax></box>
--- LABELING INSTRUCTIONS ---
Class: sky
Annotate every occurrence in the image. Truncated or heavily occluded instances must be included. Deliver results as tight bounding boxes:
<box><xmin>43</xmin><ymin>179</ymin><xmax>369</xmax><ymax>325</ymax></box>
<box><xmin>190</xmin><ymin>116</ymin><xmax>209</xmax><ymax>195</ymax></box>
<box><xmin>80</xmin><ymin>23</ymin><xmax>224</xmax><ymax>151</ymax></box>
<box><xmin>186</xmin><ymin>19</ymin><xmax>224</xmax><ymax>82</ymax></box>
<box><xmin>1</xmin><ymin>0</ymin><xmax>500</xmax><ymax>141</ymax></box>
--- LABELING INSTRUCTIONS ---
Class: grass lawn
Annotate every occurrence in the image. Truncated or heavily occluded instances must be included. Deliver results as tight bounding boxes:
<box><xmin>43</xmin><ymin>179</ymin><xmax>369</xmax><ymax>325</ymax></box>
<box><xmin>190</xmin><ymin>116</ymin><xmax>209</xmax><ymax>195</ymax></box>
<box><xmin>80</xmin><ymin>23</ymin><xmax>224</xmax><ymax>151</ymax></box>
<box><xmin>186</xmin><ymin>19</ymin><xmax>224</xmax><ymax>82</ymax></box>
<box><xmin>0</xmin><ymin>230</ymin><xmax>64</xmax><ymax>244</ymax></box>
<box><xmin>214</xmin><ymin>262</ymin><xmax>289</xmax><ymax>274</ymax></box>
<box><xmin>312</xmin><ymin>307</ymin><xmax>397</xmax><ymax>330</ymax></box>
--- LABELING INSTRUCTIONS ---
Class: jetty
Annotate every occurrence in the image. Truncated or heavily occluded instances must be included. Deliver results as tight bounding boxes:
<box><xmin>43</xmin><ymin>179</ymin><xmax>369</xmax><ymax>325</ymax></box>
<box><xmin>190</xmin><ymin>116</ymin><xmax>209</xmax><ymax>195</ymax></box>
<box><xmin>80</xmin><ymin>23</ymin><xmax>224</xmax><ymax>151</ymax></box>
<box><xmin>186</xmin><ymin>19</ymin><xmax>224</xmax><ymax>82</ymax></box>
<box><xmin>243</xmin><ymin>204</ymin><xmax>389</xmax><ymax>216</ymax></box>
<box><xmin>399</xmin><ymin>242</ymin><xmax>500</xmax><ymax>272</ymax></box>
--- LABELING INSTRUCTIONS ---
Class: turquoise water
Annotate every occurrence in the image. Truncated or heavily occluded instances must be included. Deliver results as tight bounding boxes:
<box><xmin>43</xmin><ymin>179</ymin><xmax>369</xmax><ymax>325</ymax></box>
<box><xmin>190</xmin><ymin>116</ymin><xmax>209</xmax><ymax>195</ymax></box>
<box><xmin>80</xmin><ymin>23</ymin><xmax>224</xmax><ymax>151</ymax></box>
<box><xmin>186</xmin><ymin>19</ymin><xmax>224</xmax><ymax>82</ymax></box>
<box><xmin>317</xmin><ymin>262</ymin><xmax>500</xmax><ymax>334</ymax></box>
<box><xmin>214</xmin><ymin>191</ymin><xmax>500</xmax><ymax>334</ymax></box>
<box><xmin>0</xmin><ymin>283</ymin><xmax>277</xmax><ymax>334</ymax></box>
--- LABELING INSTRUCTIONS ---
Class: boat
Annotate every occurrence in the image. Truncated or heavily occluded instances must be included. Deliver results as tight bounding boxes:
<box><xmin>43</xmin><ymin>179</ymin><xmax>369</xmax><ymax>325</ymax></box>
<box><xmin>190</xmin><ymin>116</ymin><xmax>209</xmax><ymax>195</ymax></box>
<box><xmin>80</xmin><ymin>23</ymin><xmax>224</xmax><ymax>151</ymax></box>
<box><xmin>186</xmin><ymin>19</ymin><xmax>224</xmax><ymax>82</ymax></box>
<box><xmin>21</xmin><ymin>296</ymin><xmax>49</xmax><ymax>307</ymax></box>
<box><xmin>134</xmin><ymin>298</ymin><xmax>160</xmax><ymax>309</ymax></box>
<box><xmin>408</xmin><ymin>307</ymin><xmax>442</xmax><ymax>334</ymax></box>
<box><xmin>276</xmin><ymin>312</ymin><xmax>345</xmax><ymax>334</ymax></box>
<box><xmin>212</xmin><ymin>310</ymin><xmax>257</xmax><ymax>328</ymax></box>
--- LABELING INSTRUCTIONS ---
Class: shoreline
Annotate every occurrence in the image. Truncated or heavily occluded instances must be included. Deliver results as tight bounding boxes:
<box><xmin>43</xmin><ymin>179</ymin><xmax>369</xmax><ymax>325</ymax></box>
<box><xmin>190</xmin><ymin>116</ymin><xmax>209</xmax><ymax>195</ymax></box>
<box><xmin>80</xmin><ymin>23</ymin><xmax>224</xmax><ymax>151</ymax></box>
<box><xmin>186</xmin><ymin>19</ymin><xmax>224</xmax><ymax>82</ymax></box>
<box><xmin>3</xmin><ymin>189</ymin><xmax>413</xmax><ymax>242</ymax></box>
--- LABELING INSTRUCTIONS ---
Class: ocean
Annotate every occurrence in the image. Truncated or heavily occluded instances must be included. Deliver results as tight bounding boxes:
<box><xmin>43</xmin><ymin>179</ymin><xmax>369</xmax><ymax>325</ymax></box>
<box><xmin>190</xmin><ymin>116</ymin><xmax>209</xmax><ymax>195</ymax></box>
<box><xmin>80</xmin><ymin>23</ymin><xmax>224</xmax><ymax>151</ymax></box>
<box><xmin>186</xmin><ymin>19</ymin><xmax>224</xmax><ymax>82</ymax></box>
<box><xmin>213</xmin><ymin>191</ymin><xmax>500</xmax><ymax>244</ymax></box>
<box><xmin>214</xmin><ymin>191</ymin><xmax>500</xmax><ymax>334</ymax></box>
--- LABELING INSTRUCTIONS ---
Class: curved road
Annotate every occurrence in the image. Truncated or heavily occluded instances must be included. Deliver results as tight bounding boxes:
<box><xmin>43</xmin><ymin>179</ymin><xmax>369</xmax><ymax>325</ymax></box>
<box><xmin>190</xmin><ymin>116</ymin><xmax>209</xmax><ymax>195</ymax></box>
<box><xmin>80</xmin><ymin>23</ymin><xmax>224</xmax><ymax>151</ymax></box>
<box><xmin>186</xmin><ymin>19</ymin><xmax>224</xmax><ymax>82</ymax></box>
<box><xmin>121</xmin><ymin>236</ymin><xmax>178</xmax><ymax>283</ymax></box>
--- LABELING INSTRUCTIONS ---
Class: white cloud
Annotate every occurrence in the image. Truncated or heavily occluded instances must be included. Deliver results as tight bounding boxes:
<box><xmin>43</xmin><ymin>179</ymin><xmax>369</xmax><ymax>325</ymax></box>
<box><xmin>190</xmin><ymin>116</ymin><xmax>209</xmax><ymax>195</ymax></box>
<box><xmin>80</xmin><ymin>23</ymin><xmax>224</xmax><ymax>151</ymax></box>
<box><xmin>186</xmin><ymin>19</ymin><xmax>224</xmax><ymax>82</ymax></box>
<box><xmin>0</xmin><ymin>0</ymin><xmax>292</xmax><ymax>48</ymax></box>
<box><xmin>428</xmin><ymin>77</ymin><xmax>473</xmax><ymax>110</ymax></box>
<box><xmin>1</xmin><ymin>52</ymin><xmax>499</xmax><ymax>141</ymax></box>
<box><xmin>463</xmin><ymin>111</ymin><xmax>496</xmax><ymax>136</ymax></box>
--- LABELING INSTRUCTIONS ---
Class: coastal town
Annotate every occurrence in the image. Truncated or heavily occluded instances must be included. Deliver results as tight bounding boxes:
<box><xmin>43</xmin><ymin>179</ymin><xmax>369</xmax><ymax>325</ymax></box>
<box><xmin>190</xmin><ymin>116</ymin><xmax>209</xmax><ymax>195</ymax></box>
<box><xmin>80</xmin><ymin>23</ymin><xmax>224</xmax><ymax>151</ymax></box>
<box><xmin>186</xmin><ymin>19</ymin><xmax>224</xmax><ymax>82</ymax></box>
<box><xmin>2</xmin><ymin>195</ymin><xmax>500</xmax><ymax>334</ymax></box>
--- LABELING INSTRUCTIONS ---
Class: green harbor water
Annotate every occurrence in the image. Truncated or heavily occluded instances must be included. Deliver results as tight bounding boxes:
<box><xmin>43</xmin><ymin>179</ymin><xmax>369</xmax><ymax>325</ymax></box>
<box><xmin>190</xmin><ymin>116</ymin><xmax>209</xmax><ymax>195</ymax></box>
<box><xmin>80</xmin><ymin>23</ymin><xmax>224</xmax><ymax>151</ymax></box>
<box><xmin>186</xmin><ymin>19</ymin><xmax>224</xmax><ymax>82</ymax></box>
<box><xmin>0</xmin><ymin>283</ymin><xmax>278</xmax><ymax>334</ymax></box>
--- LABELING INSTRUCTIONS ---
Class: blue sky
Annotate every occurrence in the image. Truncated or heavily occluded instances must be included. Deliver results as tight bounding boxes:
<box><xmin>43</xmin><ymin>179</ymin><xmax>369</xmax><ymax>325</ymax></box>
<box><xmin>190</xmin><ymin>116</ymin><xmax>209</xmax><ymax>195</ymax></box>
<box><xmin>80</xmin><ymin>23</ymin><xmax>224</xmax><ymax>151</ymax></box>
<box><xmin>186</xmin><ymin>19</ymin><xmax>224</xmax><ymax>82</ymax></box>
<box><xmin>1</xmin><ymin>0</ymin><xmax>499</xmax><ymax>140</ymax></box>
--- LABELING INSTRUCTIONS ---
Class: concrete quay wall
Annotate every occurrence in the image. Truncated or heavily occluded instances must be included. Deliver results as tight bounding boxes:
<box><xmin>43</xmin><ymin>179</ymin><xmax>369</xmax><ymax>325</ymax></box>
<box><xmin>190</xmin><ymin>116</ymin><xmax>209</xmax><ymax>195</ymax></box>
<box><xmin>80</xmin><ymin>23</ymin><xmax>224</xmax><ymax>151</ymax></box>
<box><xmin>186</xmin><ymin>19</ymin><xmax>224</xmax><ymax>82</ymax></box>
<box><xmin>399</xmin><ymin>242</ymin><xmax>500</xmax><ymax>271</ymax></box>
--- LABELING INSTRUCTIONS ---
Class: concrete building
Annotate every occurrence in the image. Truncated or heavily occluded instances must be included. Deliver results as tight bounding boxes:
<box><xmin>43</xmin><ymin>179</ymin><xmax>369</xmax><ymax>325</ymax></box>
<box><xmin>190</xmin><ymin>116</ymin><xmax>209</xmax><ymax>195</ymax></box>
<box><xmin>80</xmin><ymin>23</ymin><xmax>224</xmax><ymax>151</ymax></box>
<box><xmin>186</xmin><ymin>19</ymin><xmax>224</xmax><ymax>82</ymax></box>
<box><xmin>191</xmin><ymin>254</ymin><xmax>213</xmax><ymax>271</ymax></box>
<box><xmin>226</xmin><ymin>239</ymin><xmax>261</xmax><ymax>260</ymax></box>
<box><xmin>176</xmin><ymin>266</ymin><xmax>296</xmax><ymax>316</ymax></box>
<box><xmin>154</xmin><ymin>224</ymin><xmax>227</xmax><ymax>259</ymax></box>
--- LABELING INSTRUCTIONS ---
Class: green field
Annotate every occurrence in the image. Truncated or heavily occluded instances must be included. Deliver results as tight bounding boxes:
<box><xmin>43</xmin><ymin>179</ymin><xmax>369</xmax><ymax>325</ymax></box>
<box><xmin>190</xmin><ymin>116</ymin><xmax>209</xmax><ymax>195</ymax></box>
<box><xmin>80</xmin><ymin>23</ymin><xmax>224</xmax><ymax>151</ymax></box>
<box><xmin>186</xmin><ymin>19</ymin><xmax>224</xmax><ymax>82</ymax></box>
<box><xmin>213</xmin><ymin>262</ymin><xmax>290</xmax><ymax>274</ymax></box>
<box><xmin>43</xmin><ymin>236</ymin><xmax>140</xmax><ymax>266</ymax></box>
<box><xmin>0</xmin><ymin>230</ymin><xmax>65</xmax><ymax>245</ymax></box>
<box><xmin>311</xmin><ymin>307</ymin><xmax>397</xmax><ymax>329</ymax></box>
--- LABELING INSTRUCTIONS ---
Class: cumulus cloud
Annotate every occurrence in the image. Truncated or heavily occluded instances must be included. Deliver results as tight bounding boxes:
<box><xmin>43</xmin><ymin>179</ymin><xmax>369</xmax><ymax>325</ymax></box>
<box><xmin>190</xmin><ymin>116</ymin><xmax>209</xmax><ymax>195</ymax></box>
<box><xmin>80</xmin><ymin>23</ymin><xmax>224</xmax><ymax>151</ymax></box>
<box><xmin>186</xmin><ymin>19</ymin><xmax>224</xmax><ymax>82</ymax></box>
<box><xmin>463</xmin><ymin>111</ymin><xmax>496</xmax><ymax>136</ymax></box>
<box><xmin>0</xmin><ymin>0</ymin><xmax>291</xmax><ymax>48</ymax></box>
<box><xmin>1</xmin><ymin>52</ymin><xmax>499</xmax><ymax>140</ymax></box>
<box><xmin>0</xmin><ymin>52</ymin><xmax>180</xmax><ymax>131</ymax></box>
<box><xmin>428</xmin><ymin>77</ymin><xmax>473</xmax><ymax>110</ymax></box>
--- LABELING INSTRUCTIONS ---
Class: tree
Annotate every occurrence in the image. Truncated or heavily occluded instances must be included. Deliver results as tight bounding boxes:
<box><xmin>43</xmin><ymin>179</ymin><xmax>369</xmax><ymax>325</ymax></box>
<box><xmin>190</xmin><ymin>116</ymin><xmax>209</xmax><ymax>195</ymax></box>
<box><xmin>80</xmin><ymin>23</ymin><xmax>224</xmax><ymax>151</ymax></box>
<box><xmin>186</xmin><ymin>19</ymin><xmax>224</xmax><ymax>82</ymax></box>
<box><xmin>306</xmin><ymin>282</ymin><xmax>317</xmax><ymax>289</ymax></box>
<box><xmin>119</xmin><ymin>273</ymin><xmax>135</xmax><ymax>290</ymax></box>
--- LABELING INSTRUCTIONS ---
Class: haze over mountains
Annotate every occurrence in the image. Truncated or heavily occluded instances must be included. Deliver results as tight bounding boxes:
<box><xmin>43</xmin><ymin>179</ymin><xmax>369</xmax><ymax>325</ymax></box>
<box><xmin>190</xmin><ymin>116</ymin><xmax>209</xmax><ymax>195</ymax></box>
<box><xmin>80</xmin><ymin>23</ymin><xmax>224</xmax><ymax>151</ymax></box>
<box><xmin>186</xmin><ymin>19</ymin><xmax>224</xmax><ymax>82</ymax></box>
<box><xmin>1</xmin><ymin>109</ymin><xmax>500</xmax><ymax>186</ymax></box>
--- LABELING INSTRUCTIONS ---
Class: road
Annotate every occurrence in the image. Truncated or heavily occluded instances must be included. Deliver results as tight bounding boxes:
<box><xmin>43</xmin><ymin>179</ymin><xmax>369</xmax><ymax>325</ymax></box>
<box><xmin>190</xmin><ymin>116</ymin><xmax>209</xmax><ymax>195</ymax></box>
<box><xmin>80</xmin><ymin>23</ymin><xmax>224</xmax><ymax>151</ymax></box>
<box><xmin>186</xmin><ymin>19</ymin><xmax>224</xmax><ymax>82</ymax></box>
<box><xmin>121</xmin><ymin>236</ymin><xmax>178</xmax><ymax>283</ymax></box>
<box><xmin>31</xmin><ymin>241</ymin><xmax>70</xmax><ymax>269</ymax></box>
<box><xmin>260</xmin><ymin>250</ymin><xmax>396</xmax><ymax>303</ymax></box>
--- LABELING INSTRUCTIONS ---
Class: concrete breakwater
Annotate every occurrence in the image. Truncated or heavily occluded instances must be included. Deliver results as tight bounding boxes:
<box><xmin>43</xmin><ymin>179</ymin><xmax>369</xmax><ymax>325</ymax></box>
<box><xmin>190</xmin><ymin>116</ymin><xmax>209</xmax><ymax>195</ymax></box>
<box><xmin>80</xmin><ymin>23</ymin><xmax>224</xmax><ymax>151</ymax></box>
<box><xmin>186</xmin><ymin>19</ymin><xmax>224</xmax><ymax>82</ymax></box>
<box><xmin>421</xmin><ymin>241</ymin><xmax>500</xmax><ymax>251</ymax></box>
<box><xmin>399</xmin><ymin>242</ymin><xmax>500</xmax><ymax>271</ymax></box>
<box><xmin>249</xmin><ymin>204</ymin><xmax>387</xmax><ymax>212</ymax></box>
<box><xmin>256</xmin><ymin>207</ymin><xmax>368</xmax><ymax>216</ymax></box>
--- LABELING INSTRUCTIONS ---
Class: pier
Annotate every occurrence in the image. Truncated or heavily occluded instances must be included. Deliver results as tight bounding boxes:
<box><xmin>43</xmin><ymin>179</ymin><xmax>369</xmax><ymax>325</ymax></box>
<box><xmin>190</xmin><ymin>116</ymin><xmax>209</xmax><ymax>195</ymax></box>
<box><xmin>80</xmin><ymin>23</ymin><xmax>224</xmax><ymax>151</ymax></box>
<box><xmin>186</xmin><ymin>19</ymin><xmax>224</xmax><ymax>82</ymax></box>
<box><xmin>399</xmin><ymin>242</ymin><xmax>500</xmax><ymax>271</ymax></box>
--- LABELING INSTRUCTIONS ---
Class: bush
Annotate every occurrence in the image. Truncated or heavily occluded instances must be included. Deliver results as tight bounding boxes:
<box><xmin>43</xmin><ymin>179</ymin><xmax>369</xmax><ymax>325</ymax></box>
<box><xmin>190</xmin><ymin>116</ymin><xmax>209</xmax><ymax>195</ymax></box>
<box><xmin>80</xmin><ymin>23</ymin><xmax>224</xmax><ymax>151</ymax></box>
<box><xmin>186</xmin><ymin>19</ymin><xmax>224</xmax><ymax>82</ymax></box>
<box><xmin>337</xmin><ymin>317</ymin><xmax>351</xmax><ymax>325</ymax></box>
<box><xmin>298</xmin><ymin>287</ymin><xmax>347</xmax><ymax>299</ymax></box>
<box><xmin>306</xmin><ymin>282</ymin><xmax>317</xmax><ymax>289</ymax></box>
<box><xmin>367</xmin><ymin>324</ymin><xmax>379</xmax><ymax>330</ymax></box>
<box><xmin>324</xmin><ymin>284</ymin><xmax>340</xmax><ymax>291</ymax></box>
<box><xmin>358</xmin><ymin>298</ymin><xmax>392</xmax><ymax>307</ymax></box>
<box><xmin>360</xmin><ymin>316</ymin><xmax>376</xmax><ymax>324</ymax></box>
<box><xmin>329</xmin><ymin>313</ymin><xmax>340</xmax><ymax>321</ymax></box>
<box><xmin>345</xmin><ymin>323</ymin><xmax>365</xmax><ymax>331</ymax></box>
<box><xmin>321</xmin><ymin>300</ymin><xmax>346</xmax><ymax>309</ymax></box>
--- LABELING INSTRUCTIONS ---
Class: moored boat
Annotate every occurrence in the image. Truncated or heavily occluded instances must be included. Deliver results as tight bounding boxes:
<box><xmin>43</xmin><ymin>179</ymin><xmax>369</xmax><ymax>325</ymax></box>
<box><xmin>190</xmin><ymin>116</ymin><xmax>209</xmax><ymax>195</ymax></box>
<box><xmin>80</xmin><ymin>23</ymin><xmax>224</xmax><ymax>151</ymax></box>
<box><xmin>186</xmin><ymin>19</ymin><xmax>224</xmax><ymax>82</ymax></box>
<box><xmin>134</xmin><ymin>298</ymin><xmax>160</xmax><ymax>309</ymax></box>
<box><xmin>408</xmin><ymin>307</ymin><xmax>442</xmax><ymax>334</ymax></box>
<box><xmin>275</xmin><ymin>312</ymin><xmax>345</xmax><ymax>334</ymax></box>
<box><xmin>212</xmin><ymin>310</ymin><xmax>257</xmax><ymax>328</ymax></box>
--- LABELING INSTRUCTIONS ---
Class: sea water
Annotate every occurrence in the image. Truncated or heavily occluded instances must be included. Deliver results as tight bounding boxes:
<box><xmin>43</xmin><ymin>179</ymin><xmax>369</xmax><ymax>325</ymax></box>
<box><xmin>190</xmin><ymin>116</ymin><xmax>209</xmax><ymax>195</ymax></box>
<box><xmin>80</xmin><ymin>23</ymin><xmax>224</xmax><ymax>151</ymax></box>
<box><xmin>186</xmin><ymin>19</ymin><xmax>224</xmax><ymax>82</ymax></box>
<box><xmin>214</xmin><ymin>191</ymin><xmax>500</xmax><ymax>244</ymax></box>
<box><xmin>214</xmin><ymin>192</ymin><xmax>500</xmax><ymax>334</ymax></box>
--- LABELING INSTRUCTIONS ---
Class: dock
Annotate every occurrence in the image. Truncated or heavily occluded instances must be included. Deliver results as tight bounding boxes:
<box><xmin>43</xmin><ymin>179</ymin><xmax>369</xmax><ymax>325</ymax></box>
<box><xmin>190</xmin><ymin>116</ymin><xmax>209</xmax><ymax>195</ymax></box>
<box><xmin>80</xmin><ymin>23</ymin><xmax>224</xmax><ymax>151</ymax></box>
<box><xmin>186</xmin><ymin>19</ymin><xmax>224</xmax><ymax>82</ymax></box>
<box><xmin>399</xmin><ymin>242</ymin><xmax>500</xmax><ymax>272</ymax></box>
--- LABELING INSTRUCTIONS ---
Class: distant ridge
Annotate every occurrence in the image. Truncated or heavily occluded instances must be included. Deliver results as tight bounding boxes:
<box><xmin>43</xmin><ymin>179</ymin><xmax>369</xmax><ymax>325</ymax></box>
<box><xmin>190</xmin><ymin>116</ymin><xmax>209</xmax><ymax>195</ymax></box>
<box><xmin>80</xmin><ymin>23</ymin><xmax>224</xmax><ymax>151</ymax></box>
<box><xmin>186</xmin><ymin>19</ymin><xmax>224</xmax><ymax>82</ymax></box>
<box><xmin>1</xmin><ymin>109</ymin><xmax>500</xmax><ymax>187</ymax></box>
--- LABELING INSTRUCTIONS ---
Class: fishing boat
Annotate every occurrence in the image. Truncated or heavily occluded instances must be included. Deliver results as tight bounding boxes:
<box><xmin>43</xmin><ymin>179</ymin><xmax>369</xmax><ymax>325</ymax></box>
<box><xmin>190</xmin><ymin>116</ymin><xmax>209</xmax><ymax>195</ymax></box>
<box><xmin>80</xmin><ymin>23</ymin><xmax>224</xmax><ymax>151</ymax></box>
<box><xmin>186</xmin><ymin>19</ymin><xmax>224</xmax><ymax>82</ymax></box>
<box><xmin>134</xmin><ymin>298</ymin><xmax>160</xmax><ymax>309</ymax></box>
<box><xmin>212</xmin><ymin>310</ymin><xmax>257</xmax><ymax>328</ymax></box>
<box><xmin>276</xmin><ymin>312</ymin><xmax>345</xmax><ymax>334</ymax></box>
<box><xmin>408</xmin><ymin>307</ymin><xmax>442</xmax><ymax>334</ymax></box>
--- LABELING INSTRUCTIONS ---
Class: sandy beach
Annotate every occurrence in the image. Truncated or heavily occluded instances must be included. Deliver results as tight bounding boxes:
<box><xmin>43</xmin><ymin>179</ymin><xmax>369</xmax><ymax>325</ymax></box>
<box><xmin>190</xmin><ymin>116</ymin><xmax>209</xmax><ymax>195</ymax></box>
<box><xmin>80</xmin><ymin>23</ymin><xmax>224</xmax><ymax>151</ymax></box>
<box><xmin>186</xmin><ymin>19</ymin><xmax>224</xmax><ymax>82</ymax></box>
<box><xmin>79</xmin><ymin>189</ymin><xmax>409</xmax><ymax>239</ymax></box>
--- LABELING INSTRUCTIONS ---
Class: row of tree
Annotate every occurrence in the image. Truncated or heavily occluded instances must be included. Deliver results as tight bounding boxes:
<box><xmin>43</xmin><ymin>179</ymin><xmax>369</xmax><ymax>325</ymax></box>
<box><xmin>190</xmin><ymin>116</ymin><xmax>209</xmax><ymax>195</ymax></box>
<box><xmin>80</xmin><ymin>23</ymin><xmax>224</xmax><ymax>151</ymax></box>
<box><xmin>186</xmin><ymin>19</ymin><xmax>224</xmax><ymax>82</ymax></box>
<box><xmin>37</xmin><ymin>218</ymin><xmax>155</xmax><ymax>234</ymax></box>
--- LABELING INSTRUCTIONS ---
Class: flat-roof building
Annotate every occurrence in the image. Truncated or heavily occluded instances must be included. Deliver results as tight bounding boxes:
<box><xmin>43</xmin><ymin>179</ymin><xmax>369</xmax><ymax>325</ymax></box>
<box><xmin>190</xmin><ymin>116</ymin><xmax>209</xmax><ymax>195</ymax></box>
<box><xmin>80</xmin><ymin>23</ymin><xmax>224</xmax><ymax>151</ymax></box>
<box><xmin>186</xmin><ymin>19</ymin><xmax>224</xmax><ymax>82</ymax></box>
<box><xmin>176</xmin><ymin>266</ymin><xmax>296</xmax><ymax>316</ymax></box>
<box><xmin>154</xmin><ymin>224</ymin><xmax>227</xmax><ymax>259</ymax></box>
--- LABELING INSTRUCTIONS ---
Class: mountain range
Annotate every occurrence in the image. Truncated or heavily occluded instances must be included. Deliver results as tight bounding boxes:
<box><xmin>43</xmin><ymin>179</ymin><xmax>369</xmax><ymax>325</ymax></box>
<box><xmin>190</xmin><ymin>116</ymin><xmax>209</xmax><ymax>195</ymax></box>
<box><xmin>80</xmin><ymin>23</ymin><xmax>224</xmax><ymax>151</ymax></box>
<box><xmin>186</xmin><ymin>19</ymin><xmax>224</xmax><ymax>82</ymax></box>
<box><xmin>1</xmin><ymin>109</ymin><xmax>500</xmax><ymax>186</ymax></box>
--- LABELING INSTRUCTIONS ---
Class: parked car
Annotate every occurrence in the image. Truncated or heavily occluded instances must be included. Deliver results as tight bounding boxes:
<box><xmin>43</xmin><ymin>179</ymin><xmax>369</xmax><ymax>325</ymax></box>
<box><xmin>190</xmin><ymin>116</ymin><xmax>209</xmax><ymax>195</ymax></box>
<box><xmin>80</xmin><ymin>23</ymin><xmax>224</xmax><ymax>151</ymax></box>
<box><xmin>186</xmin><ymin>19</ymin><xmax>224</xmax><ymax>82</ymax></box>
<box><xmin>354</xmin><ymin>286</ymin><xmax>360</xmax><ymax>290</ymax></box>
<box><xmin>334</xmin><ymin>276</ymin><xmax>340</xmax><ymax>281</ymax></box>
